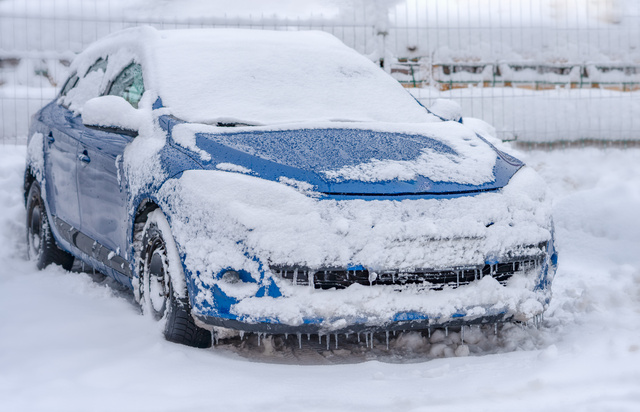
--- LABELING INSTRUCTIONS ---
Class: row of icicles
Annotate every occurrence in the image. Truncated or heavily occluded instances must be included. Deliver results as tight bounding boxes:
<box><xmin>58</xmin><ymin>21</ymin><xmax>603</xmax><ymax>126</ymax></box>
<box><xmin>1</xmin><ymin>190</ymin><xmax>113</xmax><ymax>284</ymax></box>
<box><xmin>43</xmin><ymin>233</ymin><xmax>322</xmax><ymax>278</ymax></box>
<box><xmin>214</xmin><ymin>314</ymin><xmax>544</xmax><ymax>350</ymax></box>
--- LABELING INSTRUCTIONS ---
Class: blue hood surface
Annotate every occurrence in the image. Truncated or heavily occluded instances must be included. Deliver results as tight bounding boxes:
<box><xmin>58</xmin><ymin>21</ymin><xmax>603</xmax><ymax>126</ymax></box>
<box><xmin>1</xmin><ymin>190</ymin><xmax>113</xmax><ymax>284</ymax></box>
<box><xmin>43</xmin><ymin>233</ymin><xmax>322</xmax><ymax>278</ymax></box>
<box><xmin>173</xmin><ymin>124</ymin><xmax>523</xmax><ymax>196</ymax></box>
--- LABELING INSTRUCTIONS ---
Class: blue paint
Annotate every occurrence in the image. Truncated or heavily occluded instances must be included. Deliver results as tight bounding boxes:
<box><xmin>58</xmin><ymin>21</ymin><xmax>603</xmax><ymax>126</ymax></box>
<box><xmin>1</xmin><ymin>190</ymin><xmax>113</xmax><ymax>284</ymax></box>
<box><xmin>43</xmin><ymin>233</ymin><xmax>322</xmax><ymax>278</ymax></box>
<box><xmin>393</xmin><ymin>311</ymin><xmax>429</xmax><ymax>322</ymax></box>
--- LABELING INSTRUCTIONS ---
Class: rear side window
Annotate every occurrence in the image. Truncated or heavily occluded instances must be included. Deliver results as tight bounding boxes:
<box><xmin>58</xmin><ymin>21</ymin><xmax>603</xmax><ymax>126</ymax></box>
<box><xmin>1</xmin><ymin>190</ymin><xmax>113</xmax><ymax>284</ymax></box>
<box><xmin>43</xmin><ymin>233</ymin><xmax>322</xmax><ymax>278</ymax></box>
<box><xmin>60</xmin><ymin>73</ymin><xmax>79</xmax><ymax>96</ymax></box>
<box><xmin>107</xmin><ymin>63</ymin><xmax>145</xmax><ymax>108</ymax></box>
<box><xmin>85</xmin><ymin>57</ymin><xmax>108</xmax><ymax>76</ymax></box>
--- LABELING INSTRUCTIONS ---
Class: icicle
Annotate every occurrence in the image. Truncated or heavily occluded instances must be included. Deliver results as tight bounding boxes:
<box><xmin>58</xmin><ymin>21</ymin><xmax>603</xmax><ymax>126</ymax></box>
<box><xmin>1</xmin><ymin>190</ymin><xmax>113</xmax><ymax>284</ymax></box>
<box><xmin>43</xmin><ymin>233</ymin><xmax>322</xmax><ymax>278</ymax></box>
<box><xmin>258</xmin><ymin>333</ymin><xmax>261</xmax><ymax>346</ymax></box>
<box><xmin>456</xmin><ymin>270</ymin><xmax>460</xmax><ymax>288</ymax></box>
<box><xmin>285</xmin><ymin>333</ymin><xmax>288</xmax><ymax>340</ymax></box>
<box><xmin>461</xmin><ymin>325</ymin><xmax>465</xmax><ymax>344</ymax></box>
<box><xmin>365</xmin><ymin>332</ymin><xmax>368</xmax><ymax>347</ymax></box>
<box><xmin>307</xmin><ymin>333</ymin><xmax>310</xmax><ymax>341</ymax></box>
<box><xmin>494</xmin><ymin>322</ymin><xmax>498</xmax><ymax>335</ymax></box>
<box><xmin>326</xmin><ymin>334</ymin><xmax>330</xmax><ymax>351</ymax></box>
<box><xmin>297</xmin><ymin>333</ymin><xmax>302</xmax><ymax>349</ymax></box>
<box><xmin>357</xmin><ymin>332</ymin><xmax>361</xmax><ymax>343</ymax></box>
<box><xmin>445</xmin><ymin>326</ymin><xmax>448</xmax><ymax>337</ymax></box>
<box><xmin>318</xmin><ymin>334</ymin><xmax>322</xmax><ymax>344</ymax></box>
<box><xmin>428</xmin><ymin>327</ymin><xmax>431</xmax><ymax>338</ymax></box>
<box><xmin>385</xmin><ymin>331</ymin><xmax>389</xmax><ymax>350</ymax></box>
<box><xmin>393</xmin><ymin>330</ymin><xmax>396</xmax><ymax>337</ymax></box>
<box><xmin>293</xmin><ymin>267</ymin><xmax>298</xmax><ymax>285</ymax></box>
<box><xmin>214</xmin><ymin>332</ymin><xmax>219</xmax><ymax>346</ymax></box>
<box><xmin>239</xmin><ymin>331</ymin><xmax>245</xmax><ymax>340</ymax></box>
<box><xmin>370</xmin><ymin>332</ymin><xmax>374</xmax><ymax>349</ymax></box>
<box><xmin>335</xmin><ymin>333</ymin><xmax>338</xmax><ymax>349</ymax></box>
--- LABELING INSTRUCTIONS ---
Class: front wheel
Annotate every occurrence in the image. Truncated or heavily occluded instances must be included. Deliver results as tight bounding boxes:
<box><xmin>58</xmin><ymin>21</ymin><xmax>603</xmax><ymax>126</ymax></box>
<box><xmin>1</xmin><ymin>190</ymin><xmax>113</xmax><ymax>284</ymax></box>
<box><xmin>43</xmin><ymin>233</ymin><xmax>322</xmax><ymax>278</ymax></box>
<box><xmin>137</xmin><ymin>210</ymin><xmax>211</xmax><ymax>348</ymax></box>
<box><xmin>26</xmin><ymin>182</ymin><xmax>74</xmax><ymax>270</ymax></box>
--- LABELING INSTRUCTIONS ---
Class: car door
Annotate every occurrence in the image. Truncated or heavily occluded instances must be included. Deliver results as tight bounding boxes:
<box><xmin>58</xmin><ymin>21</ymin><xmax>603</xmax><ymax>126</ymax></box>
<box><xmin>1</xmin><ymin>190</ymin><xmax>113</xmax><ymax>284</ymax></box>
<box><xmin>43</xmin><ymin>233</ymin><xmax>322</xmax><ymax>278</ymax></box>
<box><xmin>76</xmin><ymin>62</ymin><xmax>145</xmax><ymax>264</ymax></box>
<box><xmin>42</xmin><ymin>71</ymin><xmax>83</xmax><ymax>232</ymax></box>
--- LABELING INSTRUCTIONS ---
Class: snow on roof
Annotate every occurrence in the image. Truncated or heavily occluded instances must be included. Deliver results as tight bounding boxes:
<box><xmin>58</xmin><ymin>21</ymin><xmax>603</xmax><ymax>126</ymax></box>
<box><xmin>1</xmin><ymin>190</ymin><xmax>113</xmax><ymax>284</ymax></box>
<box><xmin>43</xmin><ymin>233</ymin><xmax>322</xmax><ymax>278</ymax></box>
<box><xmin>72</xmin><ymin>26</ymin><xmax>435</xmax><ymax>125</ymax></box>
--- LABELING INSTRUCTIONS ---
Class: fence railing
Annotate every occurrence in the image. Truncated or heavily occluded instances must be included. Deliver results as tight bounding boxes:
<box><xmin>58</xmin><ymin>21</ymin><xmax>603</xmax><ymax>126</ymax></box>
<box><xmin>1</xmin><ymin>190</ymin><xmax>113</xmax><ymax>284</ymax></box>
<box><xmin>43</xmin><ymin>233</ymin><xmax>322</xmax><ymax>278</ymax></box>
<box><xmin>2</xmin><ymin>0</ymin><xmax>640</xmax><ymax>144</ymax></box>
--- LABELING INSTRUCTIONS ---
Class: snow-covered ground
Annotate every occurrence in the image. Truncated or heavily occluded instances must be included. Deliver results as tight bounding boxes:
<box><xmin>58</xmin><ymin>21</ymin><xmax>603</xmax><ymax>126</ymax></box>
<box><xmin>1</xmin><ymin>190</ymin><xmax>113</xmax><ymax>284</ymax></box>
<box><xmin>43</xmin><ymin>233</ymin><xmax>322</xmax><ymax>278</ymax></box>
<box><xmin>0</xmin><ymin>144</ymin><xmax>639</xmax><ymax>411</ymax></box>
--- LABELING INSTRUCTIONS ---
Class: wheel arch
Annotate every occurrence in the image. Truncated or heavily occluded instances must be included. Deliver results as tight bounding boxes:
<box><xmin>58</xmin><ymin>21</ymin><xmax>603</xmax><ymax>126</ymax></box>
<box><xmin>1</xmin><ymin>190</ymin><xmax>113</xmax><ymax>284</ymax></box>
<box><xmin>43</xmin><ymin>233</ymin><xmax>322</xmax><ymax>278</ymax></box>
<box><xmin>131</xmin><ymin>198</ymin><xmax>192</xmax><ymax>301</ymax></box>
<box><xmin>23</xmin><ymin>167</ymin><xmax>38</xmax><ymax>206</ymax></box>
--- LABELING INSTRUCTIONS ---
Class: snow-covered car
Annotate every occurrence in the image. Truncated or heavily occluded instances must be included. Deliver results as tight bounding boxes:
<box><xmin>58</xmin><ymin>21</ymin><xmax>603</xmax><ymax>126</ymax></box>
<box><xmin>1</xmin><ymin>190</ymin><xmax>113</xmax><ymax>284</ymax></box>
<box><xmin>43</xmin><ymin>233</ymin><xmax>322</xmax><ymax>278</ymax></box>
<box><xmin>24</xmin><ymin>27</ymin><xmax>557</xmax><ymax>348</ymax></box>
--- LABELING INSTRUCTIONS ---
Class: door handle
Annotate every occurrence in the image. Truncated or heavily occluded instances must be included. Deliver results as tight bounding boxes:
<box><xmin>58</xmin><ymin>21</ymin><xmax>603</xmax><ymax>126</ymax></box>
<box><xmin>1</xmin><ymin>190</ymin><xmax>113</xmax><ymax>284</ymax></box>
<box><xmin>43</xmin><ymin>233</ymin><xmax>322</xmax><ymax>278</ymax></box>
<box><xmin>47</xmin><ymin>132</ymin><xmax>55</xmax><ymax>144</ymax></box>
<box><xmin>78</xmin><ymin>151</ymin><xmax>91</xmax><ymax>163</ymax></box>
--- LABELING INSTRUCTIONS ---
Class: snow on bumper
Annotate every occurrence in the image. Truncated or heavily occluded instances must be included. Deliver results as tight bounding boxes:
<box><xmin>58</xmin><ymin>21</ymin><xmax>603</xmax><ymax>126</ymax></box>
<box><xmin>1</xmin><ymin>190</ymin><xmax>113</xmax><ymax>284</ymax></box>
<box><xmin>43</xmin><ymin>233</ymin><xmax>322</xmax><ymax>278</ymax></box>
<box><xmin>158</xmin><ymin>166</ymin><xmax>555</xmax><ymax>332</ymax></box>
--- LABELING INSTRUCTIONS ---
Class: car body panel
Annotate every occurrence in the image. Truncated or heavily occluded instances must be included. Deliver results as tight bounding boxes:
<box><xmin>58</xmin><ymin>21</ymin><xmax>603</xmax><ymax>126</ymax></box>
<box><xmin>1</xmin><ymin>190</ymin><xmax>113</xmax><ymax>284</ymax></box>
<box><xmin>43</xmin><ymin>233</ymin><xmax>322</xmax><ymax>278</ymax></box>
<box><xmin>77</xmin><ymin>127</ymin><xmax>132</xmax><ymax>255</ymax></box>
<box><xmin>41</xmin><ymin>102</ymin><xmax>82</xmax><ymax>229</ymax></box>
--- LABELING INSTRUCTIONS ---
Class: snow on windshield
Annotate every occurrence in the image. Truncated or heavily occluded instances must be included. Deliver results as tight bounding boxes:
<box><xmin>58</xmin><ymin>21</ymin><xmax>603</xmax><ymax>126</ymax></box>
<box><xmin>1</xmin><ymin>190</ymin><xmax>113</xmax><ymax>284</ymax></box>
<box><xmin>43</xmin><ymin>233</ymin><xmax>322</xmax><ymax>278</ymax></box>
<box><xmin>152</xmin><ymin>29</ymin><xmax>434</xmax><ymax>125</ymax></box>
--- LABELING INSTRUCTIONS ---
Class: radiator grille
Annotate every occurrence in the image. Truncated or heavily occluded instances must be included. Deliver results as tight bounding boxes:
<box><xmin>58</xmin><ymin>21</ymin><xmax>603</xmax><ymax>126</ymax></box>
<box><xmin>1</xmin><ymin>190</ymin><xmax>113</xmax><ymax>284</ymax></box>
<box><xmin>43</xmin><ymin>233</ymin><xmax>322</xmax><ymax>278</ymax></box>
<box><xmin>272</xmin><ymin>256</ymin><xmax>544</xmax><ymax>290</ymax></box>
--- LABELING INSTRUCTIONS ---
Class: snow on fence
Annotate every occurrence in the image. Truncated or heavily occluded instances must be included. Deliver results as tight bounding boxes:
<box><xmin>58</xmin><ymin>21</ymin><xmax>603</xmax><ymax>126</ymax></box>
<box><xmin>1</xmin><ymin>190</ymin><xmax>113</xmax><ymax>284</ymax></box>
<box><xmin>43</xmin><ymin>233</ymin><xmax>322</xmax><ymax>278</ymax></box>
<box><xmin>1</xmin><ymin>0</ymin><xmax>640</xmax><ymax>144</ymax></box>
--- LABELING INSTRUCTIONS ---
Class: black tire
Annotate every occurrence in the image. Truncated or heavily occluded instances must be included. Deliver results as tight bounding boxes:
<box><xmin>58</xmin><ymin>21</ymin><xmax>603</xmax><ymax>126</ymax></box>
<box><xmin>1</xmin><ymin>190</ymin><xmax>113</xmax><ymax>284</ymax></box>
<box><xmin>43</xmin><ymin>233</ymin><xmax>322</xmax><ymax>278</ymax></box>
<box><xmin>138</xmin><ymin>211</ymin><xmax>212</xmax><ymax>348</ymax></box>
<box><xmin>26</xmin><ymin>182</ymin><xmax>74</xmax><ymax>270</ymax></box>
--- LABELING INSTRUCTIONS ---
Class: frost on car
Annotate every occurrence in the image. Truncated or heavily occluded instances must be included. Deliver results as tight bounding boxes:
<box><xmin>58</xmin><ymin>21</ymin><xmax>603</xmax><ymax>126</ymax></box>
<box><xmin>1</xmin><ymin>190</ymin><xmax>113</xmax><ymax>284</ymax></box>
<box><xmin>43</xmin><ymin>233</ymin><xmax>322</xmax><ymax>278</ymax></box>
<box><xmin>24</xmin><ymin>26</ymin><xmax>557</xmax><ymax>348</ymax></box>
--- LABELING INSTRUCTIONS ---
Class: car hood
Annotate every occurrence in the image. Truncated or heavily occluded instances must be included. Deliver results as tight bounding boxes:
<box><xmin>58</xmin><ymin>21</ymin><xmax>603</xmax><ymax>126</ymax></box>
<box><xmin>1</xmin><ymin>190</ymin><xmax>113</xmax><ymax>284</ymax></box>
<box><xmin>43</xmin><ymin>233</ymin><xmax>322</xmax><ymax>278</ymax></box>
<box><xmin>169</xmin><ymin>120</ymin><xmax>523</xmax><ymax>197</ymax></box>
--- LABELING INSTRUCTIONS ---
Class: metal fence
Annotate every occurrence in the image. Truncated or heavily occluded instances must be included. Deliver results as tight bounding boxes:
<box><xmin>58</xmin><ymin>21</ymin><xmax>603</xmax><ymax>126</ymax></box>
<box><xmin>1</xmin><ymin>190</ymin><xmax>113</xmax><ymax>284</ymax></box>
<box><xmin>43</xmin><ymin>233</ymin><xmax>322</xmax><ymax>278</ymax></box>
<box><xmin>1</xmin><ymin>0</ymin><xmax>639</xmax><ymax>144</ymax></box>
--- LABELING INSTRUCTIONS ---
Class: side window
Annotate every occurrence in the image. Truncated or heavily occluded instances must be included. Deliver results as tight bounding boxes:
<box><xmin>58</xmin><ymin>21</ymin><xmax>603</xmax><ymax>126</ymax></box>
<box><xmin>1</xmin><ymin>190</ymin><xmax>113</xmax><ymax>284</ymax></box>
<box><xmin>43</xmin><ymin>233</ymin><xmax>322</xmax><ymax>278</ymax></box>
<box><xmin>107</xmin><ymin>63</ymin><xmax>145</xmax><ymax>109</ymax></box>
<box><xmin>85</xmin><ymin>57</ymin><xmax>108</xmax><ymax>76</ymax></box>
<box><xmin>60</xmin><ymin>72</ymin><xmax>79</xmax><ymax>96</ymax></box>
<box><xmin>60</xmin><ymin>56</ymin><xmax>108</xmax><ymax>110</ymax></box>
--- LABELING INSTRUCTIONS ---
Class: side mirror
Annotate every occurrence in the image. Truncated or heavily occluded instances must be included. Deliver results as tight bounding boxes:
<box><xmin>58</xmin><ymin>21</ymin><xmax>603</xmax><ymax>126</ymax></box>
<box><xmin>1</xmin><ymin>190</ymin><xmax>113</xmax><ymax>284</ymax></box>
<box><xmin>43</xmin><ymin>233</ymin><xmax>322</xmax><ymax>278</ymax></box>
<box><xmin>428</xmin><ymin>99</ymin><xmax>463</xmax><ymax>123</ymax></box>
<box><xmin>82</xmin><ymin>95</ymin><xmax>143</xmax><ymax>133</ymax></box>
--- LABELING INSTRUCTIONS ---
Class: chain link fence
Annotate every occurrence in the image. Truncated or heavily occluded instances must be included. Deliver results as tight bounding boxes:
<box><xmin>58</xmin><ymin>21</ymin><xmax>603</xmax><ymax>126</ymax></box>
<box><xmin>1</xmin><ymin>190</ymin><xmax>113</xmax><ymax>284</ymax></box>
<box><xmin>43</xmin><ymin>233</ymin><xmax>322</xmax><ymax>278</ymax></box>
<box><xmin>1</xmin><ymin>0</ymin><xmax>639</xmax><ymax>144</ymax></box>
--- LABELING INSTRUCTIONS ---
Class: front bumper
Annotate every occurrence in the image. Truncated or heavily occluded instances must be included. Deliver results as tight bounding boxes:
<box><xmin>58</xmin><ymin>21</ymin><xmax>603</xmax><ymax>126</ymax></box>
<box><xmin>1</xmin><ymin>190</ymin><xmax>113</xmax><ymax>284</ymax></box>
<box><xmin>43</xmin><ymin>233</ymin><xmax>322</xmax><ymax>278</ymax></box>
<box><xmin>192</xmin><ymin>240</ymin><xmax>556</xmax><ymax>335</ymax></box>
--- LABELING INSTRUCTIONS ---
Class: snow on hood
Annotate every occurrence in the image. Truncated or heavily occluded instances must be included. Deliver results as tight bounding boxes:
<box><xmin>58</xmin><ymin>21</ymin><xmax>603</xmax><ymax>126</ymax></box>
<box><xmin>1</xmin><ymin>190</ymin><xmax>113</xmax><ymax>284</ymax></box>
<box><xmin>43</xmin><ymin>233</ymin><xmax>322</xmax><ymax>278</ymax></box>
<box><xmin>172</xmin><ymin>121</ymin><xmax>499</xmax><ymax>185</ymax></box>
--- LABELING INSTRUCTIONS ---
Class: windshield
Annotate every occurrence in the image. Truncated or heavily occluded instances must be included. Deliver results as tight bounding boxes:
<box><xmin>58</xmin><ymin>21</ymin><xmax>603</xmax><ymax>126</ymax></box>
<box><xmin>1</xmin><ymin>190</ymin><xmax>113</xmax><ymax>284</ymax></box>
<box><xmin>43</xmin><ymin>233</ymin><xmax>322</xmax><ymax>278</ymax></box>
<box><xmin>153</xmin><ymin>29</ymin><xmax>435</xmax><ymax>125</ymax></box>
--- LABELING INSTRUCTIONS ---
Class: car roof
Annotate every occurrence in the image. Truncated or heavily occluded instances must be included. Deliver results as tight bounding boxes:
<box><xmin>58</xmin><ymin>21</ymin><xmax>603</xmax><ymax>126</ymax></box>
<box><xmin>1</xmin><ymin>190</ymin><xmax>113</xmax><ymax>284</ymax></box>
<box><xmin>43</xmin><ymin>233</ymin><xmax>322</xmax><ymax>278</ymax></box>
<box><xmin>69</xmin><ymin>26</ymin><xmax>435</xmax><ymax>125</ymax></box>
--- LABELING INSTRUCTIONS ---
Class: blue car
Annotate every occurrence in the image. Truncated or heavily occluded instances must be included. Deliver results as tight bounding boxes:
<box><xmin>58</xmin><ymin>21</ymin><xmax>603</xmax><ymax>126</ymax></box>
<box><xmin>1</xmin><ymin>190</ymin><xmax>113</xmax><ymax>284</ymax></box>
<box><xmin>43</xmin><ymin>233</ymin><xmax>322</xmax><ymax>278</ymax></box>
<box><xmin>25</xmin><ymin>27</ymin><xmax>557</xmax><ymax>348</ymax></box>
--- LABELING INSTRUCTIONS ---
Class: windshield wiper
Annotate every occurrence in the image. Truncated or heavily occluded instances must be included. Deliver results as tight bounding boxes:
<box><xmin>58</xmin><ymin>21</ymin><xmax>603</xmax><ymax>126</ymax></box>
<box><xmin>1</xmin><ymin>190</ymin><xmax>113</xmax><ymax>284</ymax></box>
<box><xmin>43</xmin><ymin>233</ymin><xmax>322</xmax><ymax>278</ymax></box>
<box><xmin>216</xmin><ymin>121</ymin><xmax>254</xmax><ymax>127</ymax></box>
